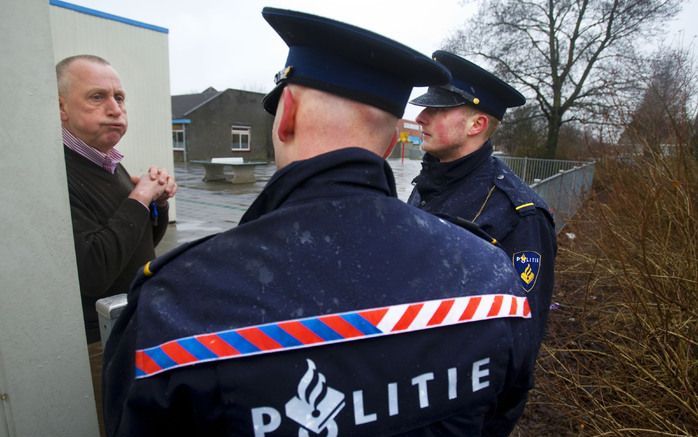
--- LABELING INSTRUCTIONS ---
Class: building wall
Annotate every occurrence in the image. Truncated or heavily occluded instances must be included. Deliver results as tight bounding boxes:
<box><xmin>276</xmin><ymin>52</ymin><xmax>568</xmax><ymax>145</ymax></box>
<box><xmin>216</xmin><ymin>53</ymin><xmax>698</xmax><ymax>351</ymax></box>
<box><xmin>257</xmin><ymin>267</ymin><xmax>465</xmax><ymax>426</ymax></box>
<box><xmin>172</xmin><ymin>122</ymin><xmax>188</xmax><ymax>162</ymax></box>
<box><xmin>389</xmin><ymin>119</ymin><xmax>424</xmax><ymax>160</ymax></box>
<box><xmin>186</xmin><ymin>89</ymin><xmax>274</xmax><ymax>162</ymax></box>
<box><xmin>49</xmin><ymin>1</ymin><xmax>177</xmax><ymax>219</ymax></box>
<box><xmin>0</xmin><ymin>0</ymin><xmax>99</xmax><ymax>435</ymax></box>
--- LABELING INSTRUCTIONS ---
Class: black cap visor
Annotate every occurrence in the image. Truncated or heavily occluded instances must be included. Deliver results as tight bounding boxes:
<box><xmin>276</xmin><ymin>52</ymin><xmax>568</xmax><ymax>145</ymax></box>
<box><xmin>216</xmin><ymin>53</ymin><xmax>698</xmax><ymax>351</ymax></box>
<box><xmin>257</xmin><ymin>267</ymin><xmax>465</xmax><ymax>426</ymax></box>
<box><xmin>263</xmin><ymin>82</ymin><xmax>285</xmax><ymax>115</ymax></box>
<box><xmin>410</xmin><ymin>86</ymin><xmax>469</xmax><ymax>108</ymax></box>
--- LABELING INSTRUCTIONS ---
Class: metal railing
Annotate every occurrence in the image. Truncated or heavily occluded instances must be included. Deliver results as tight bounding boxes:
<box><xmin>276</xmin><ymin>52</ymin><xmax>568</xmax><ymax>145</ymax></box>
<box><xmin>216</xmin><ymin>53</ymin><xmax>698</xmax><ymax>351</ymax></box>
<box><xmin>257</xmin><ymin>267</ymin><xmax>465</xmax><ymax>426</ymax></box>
<box><xmin>495</xmin><ymin>156</ymin><xmax>595</xmax><ymax>232</ymax></box>
<box><xmin>530</xmin><ymin>162</ymin><xmax>596</xmax><ymax>232</ymax></box>
<box><xmin>497</xmin><ymin>156</ymin><xmax>592</xmax><ymax>185</ymax></box>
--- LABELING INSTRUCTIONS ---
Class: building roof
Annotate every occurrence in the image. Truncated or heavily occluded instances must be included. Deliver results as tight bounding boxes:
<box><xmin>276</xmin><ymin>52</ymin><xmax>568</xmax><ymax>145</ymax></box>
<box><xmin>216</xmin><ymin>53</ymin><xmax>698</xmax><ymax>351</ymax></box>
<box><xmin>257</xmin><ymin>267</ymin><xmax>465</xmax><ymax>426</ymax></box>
<box><xmin>171</xmin><ymin>87</ymin><xmax>222</xmax><ymax>119</ymax></box>
<box><xmin>171</xmin><ymin>87</ymin><xmax>270</xmax><ymax>119</ymax></box>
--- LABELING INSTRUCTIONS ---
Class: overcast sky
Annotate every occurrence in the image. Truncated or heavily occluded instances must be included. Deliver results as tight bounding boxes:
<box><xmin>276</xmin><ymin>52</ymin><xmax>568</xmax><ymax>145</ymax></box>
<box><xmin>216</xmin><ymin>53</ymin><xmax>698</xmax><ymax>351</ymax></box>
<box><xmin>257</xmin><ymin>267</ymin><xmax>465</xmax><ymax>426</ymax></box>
<box><xmin>67</xmin><ymin>0</ymin><xmax>698</xmax><ymax>119</ymax></box>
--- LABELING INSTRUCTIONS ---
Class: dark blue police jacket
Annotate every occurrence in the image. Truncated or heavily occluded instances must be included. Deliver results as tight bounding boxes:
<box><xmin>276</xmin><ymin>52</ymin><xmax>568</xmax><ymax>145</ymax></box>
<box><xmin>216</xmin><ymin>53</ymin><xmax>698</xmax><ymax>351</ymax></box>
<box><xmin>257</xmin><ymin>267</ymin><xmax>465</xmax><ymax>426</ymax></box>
<box><xmin>104</xmin><ymin>148</ymin><xmax>536</xmax><ymax>437</ymax></box>
<box><xmin>408</xmin><ymin>142</ymin><xmax>557</xmax><ymax>348</ymax></box>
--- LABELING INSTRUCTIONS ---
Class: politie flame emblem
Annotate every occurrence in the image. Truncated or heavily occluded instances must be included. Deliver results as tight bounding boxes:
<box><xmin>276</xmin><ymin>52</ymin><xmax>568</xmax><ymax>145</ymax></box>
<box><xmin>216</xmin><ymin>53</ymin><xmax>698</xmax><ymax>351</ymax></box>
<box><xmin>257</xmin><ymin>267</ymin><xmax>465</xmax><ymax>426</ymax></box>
<box><xmin>513</xmin><ymin>251</ymin><xmax>541</xmax><ymax>292</ymax></box>
<box><xmin>285</xmin><ymin>359</ymin><xmax>345</xmax><ymax>437</ymax></box>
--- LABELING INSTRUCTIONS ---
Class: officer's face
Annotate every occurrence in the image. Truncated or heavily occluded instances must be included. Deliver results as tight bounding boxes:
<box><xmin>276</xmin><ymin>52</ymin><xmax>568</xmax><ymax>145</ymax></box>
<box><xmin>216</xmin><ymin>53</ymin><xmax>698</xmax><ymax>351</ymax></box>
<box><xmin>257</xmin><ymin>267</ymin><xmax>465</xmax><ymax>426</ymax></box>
<box><xmin>59</xmin><ymin>60</ymin><xmax>128</xmax><ymax>153</ymax></box>
<box><xmin>416</xmin><ymin>106</ymin><xmax>472</xmax><ymax>162</ymax></box>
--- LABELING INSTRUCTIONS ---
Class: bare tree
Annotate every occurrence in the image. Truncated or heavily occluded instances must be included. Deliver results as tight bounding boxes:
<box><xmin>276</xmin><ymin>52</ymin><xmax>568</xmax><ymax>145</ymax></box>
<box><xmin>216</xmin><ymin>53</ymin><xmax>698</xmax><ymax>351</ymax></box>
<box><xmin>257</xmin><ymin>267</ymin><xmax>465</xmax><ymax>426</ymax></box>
<box><xmin>492</xmin><ymin>104</ymin><xmax>547</xmax><ymax>156</ymax></box>
<box><xmin>446</xmin><ymin>0</ymin><xmax>684</xmax><ymax>158</ymax></box>
<box><xmin>623</xmin><ymin>45</ymin><xmax>697</xmax><ymax>157</ymax></box>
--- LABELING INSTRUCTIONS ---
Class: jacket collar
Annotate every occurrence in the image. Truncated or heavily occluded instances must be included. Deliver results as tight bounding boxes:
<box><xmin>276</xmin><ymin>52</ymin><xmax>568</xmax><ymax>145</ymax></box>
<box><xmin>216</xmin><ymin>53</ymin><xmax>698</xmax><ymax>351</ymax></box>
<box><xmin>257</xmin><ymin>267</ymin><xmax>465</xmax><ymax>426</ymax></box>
<box><xmin>240</xmin><ymin>147</ymin><xmax>397</xmax><ymax>224</ymax></box>
<box><xmin>413</xmin><ymin>141</ymin><xmax>492</xmax><ymax>201</ymax></box>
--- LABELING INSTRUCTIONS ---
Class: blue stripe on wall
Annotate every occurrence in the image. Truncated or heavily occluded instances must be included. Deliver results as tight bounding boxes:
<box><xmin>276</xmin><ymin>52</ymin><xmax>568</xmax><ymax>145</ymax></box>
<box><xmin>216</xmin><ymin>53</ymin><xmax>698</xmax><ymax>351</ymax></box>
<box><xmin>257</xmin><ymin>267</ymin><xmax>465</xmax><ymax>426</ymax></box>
<box><xmin>49</xmin><ymin>0</ymin><xmax>169</xmax><ymax>34</ymax></box>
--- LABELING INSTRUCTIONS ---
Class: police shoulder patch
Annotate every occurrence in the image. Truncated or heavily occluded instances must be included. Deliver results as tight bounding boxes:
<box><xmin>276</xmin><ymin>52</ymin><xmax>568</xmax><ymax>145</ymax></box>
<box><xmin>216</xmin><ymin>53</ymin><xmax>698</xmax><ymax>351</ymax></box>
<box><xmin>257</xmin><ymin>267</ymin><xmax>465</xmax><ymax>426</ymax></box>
<box><xmin>512</xmin><ymin>251</ymin><xmax>541</xmax><ymax>292</ymax></box>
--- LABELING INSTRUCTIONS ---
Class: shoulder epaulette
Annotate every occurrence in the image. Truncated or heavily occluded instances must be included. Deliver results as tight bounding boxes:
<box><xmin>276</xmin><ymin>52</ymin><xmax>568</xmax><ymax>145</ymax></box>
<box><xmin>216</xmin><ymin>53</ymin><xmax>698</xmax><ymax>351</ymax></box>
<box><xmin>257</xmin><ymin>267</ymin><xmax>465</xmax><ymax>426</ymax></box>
<box><xmin>132</xmin><ymin>233</ymin><xmax>220</xmax><ymax>288</ymax></box>
<box><xmin>491</xmin><ymin>158</ymin><xmax>550</xmax><ymax>217</ymax></box>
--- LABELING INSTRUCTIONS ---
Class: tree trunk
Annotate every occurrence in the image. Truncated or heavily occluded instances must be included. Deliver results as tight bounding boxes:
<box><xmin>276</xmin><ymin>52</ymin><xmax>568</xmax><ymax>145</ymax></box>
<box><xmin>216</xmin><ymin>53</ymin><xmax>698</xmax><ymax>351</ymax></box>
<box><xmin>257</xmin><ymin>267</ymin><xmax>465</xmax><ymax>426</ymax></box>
<box><xmin>544</xmin><ymin>114</ymin><xmax>562</xmax><ymax>158</ymax></box>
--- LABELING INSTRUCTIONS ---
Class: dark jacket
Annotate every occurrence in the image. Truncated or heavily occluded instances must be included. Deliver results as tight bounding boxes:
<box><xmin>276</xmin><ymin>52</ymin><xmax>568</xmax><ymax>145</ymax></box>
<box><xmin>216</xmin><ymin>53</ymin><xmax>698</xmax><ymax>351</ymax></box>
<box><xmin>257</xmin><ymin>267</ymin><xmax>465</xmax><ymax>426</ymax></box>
<box><xmin>104</xmin><ymin>148</ymin><xmax>536</xmax><ymax>436</ymax></box>
<box><xmin>408</xmin><ymin>142</ymin><xmax>557</xmax><ymax>347</ymax></box>
<box><xmin>64</xmin><ymin>146</ymin><xmax>168</xmax><ymax>343</ymax></box>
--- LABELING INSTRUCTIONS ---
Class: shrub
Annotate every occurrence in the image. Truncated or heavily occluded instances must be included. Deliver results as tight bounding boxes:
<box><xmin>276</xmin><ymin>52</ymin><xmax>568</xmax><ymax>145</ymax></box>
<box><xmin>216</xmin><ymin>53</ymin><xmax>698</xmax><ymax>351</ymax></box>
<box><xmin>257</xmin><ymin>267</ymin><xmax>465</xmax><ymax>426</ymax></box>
<box><xmin>518</xmin><ymin>149</ymin><xmax>697</xmax><ymax>436</ymax></box>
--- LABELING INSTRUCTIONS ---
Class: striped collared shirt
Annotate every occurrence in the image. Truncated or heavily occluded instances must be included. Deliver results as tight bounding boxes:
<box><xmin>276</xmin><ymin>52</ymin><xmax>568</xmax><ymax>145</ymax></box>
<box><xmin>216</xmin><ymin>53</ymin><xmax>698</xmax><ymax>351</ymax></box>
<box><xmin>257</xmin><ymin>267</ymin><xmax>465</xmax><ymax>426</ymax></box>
<box><xmin>62</xmin><ymin>128</ymin><xmax>124</xmax><ymax>174</ymax></box>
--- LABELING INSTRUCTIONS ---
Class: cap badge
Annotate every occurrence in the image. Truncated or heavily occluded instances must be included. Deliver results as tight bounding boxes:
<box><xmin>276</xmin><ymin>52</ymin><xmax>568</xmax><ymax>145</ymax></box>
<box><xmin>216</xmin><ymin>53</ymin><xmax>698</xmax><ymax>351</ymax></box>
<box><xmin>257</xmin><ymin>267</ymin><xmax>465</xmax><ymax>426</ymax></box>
<box><xmin>274</xmin><ymin>66</ymin><xmax>294</xmax><ymax>84</ymax></box>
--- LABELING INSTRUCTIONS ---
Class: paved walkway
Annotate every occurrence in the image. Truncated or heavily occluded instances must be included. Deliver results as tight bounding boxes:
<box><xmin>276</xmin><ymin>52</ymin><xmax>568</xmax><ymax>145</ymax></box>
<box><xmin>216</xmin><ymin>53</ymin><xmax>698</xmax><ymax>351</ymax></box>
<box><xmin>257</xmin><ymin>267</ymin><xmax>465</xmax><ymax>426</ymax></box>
<box><xmin>157</xmin><ymin>158</ymin><xmax>423</xmax><ymax>254</ymax></box>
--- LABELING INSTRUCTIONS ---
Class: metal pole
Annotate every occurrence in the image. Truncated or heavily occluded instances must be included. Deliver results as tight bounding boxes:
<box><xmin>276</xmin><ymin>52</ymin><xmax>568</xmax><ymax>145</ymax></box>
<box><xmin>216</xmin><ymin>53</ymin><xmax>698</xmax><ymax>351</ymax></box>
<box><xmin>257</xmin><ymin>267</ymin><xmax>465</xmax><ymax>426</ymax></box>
<box><xmin>523</xmin><ymin>157</ymin><xmax>529</xmax><ymax>184</ymax></box>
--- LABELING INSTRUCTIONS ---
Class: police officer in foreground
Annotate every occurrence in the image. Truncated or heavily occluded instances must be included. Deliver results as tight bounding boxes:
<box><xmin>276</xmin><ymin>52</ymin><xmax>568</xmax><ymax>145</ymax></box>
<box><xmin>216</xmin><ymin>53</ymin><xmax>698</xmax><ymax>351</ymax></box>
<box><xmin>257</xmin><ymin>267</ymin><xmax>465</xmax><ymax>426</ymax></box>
<box><xmin>408</xmin><ymin>51</ymin><xmax>557</xmax><ymax>350</ymax></box>
<box><xmin>103</xmin><ymin>8</ymin><xmax>536</xmax><ymax>436</ymax></box>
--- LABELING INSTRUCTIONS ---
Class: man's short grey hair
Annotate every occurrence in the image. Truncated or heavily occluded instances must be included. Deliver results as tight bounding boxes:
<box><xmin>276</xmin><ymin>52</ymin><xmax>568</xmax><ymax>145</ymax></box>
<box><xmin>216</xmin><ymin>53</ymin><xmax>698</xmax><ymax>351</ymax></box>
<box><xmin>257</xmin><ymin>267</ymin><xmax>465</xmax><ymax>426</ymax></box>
<box><xmin>56</xmin><ymin>54</ymin><xmax>111</xmax><ymax>95</ymax></box>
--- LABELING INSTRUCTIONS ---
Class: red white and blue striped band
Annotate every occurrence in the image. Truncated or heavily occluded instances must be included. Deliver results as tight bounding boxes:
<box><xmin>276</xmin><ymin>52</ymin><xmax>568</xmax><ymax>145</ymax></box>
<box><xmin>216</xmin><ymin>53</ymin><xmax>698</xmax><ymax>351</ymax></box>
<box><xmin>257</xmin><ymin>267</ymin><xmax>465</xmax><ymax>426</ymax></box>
<box><xmin>135</xmin><ymin>294</ymin><xmax>530</xmax><ymax>378</ymax></box>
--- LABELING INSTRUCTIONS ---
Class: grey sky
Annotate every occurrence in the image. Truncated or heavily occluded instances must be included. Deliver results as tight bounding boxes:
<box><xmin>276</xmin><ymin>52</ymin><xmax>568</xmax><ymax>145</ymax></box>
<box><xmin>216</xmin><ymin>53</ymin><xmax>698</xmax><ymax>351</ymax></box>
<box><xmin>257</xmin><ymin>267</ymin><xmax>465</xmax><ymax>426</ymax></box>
<box><xmin>68</xmin><ymin>0</ymin><xmax>698</xmax><ymax>120</ymax></box>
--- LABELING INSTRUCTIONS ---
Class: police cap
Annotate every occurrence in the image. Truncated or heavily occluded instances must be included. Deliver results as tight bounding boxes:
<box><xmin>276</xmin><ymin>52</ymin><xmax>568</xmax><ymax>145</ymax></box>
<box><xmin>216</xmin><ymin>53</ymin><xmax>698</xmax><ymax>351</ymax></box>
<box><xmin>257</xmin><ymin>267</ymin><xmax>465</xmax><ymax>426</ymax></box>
<box><xmin>410</xmin><ymin>50</ymin><xmax>525</xmax><ymax>120</ymax></box>
<box><xmin>262</xmin><ymin>7</ymin><xmax>451</xmax><ymax>118</ymax></box>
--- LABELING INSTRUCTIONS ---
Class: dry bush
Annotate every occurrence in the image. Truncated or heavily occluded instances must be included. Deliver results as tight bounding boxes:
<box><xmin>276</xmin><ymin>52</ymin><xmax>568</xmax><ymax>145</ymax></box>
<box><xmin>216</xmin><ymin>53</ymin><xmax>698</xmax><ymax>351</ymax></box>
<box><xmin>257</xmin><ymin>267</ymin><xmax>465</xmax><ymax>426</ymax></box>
<box><xmin>518</xmin><ymin>148</ymin><xmax>697</xmax><ymax>436</ymax></box>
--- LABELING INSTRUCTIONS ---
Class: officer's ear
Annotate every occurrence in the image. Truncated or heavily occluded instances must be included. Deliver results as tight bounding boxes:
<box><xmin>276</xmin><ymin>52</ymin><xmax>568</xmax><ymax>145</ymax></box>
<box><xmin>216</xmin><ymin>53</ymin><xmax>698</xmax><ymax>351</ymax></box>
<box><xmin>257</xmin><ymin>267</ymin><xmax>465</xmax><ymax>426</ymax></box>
<box><xmin>277</xmin><ymin>86</ymin><xmax>297</xmax><ymax>143</ymax></box>
<box><xmin>466</xmin><ymin>112</ymin><xmax>489</xmax><ymax>137</ymax></box>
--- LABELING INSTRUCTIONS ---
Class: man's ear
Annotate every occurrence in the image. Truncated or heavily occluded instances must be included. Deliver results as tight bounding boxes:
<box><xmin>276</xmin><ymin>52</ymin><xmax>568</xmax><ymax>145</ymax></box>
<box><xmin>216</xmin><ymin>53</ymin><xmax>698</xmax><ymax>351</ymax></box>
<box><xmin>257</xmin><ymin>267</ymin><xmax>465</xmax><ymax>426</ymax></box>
<box><xmin>467</xmin><ymin>113</ymin><xmax>489</xmax><ymax>137</ymax></box>
<box><xmin>58</xmin><ymin>96</ymin><xmax>68</xmax><ymax>122</ymax></box>
<box><xmin>277</xmin><ymin>87</ymin><xmax>297</xmax><ymax>143</ymax></box>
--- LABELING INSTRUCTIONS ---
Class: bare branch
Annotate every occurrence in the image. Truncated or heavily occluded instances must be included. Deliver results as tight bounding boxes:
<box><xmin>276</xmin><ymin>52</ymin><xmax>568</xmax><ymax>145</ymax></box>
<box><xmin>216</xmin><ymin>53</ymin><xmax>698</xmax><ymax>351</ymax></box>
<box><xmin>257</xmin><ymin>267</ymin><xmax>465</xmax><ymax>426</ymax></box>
<box><xmin>448</xmin><ymin>0</ymin><xmax>684</xmax><ymax>156</ymax></box>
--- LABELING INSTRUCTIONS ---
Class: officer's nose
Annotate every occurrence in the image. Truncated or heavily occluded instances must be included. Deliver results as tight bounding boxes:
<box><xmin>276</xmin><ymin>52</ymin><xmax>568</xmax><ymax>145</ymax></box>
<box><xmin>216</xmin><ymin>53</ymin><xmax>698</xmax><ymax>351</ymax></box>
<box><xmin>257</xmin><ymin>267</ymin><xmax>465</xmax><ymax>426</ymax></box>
<box><xmin>415</xmin><ymin>108</ymin><xmax>430</xmax><ymax>126</ymax></box>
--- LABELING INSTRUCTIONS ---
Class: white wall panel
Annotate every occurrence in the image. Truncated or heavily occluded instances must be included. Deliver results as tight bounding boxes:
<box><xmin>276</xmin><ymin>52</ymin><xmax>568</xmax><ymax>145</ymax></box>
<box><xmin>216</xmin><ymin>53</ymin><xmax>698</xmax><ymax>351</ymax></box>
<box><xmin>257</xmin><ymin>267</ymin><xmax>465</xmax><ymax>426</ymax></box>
<box><xmin>0</xmin><ymin>0</ymin><xmax>100</xmax><ymax>435</ymax></box>
<box><xmin>50</xmin><ymin>3</ymin><xmax>177</xmax><ymax>219</ymax></box>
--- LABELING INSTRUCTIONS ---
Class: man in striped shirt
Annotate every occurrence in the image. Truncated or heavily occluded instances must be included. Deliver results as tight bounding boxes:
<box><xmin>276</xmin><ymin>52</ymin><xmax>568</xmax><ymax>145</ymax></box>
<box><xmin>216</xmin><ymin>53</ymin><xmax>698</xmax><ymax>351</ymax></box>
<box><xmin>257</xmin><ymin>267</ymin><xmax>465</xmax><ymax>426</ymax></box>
<box><xmin>57</xmin><ymin>54</ymin><xmax>176</xmax><ymax>344</ymax></box>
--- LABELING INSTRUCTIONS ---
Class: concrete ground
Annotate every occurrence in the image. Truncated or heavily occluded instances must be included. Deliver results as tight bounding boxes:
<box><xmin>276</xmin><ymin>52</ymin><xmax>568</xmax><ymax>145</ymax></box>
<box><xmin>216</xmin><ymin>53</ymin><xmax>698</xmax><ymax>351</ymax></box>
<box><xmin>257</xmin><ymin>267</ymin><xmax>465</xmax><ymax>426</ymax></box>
<box><xmin>157</xmin><ymin>158</ymin><xmax>423</xmax><ymax>255</ymax></box>
<box><xmin>156</xmin><ymin>161</ymin><xmax>275</xmax><ymax>254</ymax></box>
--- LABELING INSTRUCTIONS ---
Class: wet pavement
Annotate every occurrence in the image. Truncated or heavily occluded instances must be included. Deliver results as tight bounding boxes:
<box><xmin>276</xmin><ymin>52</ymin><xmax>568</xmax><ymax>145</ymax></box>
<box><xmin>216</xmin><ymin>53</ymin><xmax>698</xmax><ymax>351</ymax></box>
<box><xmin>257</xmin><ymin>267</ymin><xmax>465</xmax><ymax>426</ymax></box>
<box><xmin>156</xmin><ymin>158</ymin><xmax>423</xmax><ymax>254</ymax></box>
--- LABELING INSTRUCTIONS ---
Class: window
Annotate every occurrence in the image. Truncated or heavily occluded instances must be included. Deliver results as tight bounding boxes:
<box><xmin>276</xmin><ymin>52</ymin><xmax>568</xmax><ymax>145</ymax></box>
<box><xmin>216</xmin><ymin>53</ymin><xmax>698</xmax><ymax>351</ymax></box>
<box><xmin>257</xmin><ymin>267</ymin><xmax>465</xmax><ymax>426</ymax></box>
<box><xmin>231</xmin><ymin>125</ymin><xmax>251</xmax><ymax>151</ymax></box>
<box><xmin>172</xmin><ymin>125</ymin><xmax>185</xmax><ymax>150</ymax></box>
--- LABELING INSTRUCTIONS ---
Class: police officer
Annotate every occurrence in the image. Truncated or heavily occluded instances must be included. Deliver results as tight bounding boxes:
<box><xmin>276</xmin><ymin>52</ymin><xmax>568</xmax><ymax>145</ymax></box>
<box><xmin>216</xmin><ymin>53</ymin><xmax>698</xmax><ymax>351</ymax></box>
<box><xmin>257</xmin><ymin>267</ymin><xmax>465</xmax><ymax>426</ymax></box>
<box><xmin>408</xmin><ymin>51</ymin><xmax>557</xmax><ymax>349</ymax></box>
<box><xmin>103</xmin><ymin>9</ymin><xmax>537</xmax><ymax>436</ymax></box>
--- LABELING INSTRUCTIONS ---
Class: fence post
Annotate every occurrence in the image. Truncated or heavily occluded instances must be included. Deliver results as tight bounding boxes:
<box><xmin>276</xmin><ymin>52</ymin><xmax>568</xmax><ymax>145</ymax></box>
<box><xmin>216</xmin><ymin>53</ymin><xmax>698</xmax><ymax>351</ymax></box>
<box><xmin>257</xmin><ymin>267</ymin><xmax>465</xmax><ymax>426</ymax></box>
<box><xmin>557</xmin><ymin>169</ymin><xmax>564</xmax><ymax>219</ymax></box>
<box><xmin>522</xmin><ymin>157</ymin><xmax>529</xmax><ymax>184</ymax></box>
